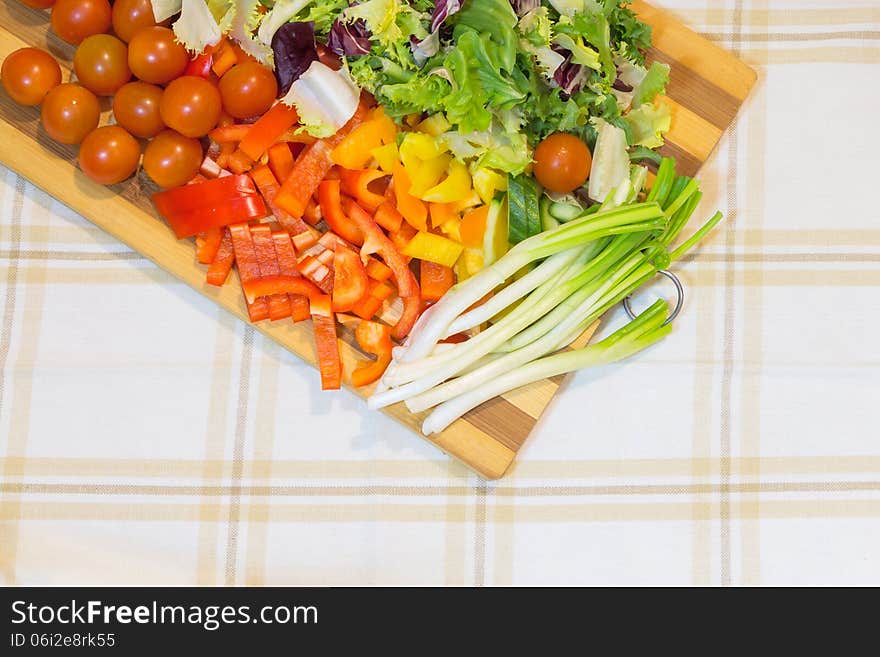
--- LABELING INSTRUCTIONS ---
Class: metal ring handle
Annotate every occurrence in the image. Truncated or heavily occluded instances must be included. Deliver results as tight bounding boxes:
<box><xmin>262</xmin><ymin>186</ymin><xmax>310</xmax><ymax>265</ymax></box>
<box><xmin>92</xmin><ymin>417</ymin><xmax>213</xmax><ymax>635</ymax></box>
<box><xmin>622</xmin><ymin>270</ymin><xmax>684</xmax><ymax>326</ymax></box>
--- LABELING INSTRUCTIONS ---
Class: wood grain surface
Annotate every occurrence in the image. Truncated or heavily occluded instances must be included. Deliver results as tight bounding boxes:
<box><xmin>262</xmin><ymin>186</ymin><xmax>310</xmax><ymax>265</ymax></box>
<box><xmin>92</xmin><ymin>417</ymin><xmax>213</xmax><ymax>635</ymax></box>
<box><xmin>0</xmin><ymin>1</ymin><xmax>755</xmax><ymax>479</ymax></box>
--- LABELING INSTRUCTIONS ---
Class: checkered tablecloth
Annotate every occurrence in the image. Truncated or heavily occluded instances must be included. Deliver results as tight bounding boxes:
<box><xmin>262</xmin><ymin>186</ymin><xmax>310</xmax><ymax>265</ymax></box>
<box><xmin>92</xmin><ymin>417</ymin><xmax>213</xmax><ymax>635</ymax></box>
<box><xmin>1</xmin><ymin>0</ymin><xmax>878</xmax><ymax>586</ymax></box>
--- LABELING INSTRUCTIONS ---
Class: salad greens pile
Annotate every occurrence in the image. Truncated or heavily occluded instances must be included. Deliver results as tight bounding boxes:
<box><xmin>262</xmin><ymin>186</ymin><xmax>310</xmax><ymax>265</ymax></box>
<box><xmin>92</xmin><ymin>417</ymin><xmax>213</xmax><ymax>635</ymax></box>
<box><xmin>167</xmin><ymin>0</ymin><xmax>672</xmax><ymax>179</ymax></box>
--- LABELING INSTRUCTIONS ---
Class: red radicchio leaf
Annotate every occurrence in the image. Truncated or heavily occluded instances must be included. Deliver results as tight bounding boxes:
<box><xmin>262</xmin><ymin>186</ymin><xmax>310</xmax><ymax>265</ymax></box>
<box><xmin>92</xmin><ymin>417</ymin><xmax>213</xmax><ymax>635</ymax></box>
<box><xmin>328</xmin><ymin>17</ymin><xmax>372</xmax><ymax>56</ymax></box>
<box><xmin>552</xmin><ymin>46</ymin><xmax>587</xmax><ymax>98</ymax></box>
<box><xmin>509</xmin><ymin>0</ymin><xmax>540</xmax><ymax>15</ymax></box>
<box><xmin>430</xmin><ymin>0</ymin><xmax>462</xmax><ymax>33</ymax></box>
<box><xmin>271</xmin><ymin>22</ymin><xmax>320</xmax><ymax>96</ymax></box>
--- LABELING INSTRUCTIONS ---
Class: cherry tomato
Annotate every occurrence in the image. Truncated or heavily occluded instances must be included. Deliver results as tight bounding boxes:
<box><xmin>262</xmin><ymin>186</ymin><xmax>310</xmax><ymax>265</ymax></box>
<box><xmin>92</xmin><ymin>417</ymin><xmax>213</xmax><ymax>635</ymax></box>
<box><xmin>127</xmin><ymin>26</ymin><xmax>188</xmax><ymax>85</ymax></box>
<box><xmin>1</xmin><ymin>47</ymin><xmax>61</xmax><ymax>106</ymax></box>
<box><xmin>218</xmin><ymin>62</ymin><xmax>278</xmax><ymax>119</ymax></box>
<box><xmin>21</xmin><ymin>0</ymin><xmax>57</xmax><ymax>9</ymax></box>
<box><xmin>40</xmin><ymin>83</ymin><xmax>100</xmax><ymax>144</ymax></box>
<box><xmin>50</xmin><ymin>0</ymin><xmax>112</xmax><ymax>45</ymax></box>
<box><xmin>159</xmin><ymin>76</ymin><xmax>221</xmax><ymax>138</ymax></box>
<box><xmin>73</xmin><ymin>34</ymin><xmax>131</xmax><ymax>96</ymax></box>
<box><xmin>78</xmin><ymin>125</ymin><xmax>140</xmax><ymax>184</ymax></box>
<box><xmin>111</xmin><ymin>0</ymin><xmax>160</xmax><ymax>43</ymax></box>
<box><xmin>532</xmin><ymin>133</ymin><xmax>593</xmax><ymax>194</ymax></box>
<box><xmin>112</xmin><ymin>81</ymin><xmax>164</xmax><ymax>138</ymax></box>
<box><xmin>143</xmin><ymin>129</ymin><xmax>203</xmax><ymax>188</ymax></box>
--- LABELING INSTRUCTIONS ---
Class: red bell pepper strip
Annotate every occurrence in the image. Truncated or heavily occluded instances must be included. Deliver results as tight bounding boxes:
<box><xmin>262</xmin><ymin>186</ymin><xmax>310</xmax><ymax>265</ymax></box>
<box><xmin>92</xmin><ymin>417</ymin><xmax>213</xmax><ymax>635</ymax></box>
<box><xmin>228</xmin><ymin>223</ymin><xmax>270</xmax><ymax>322</ymax></box>
<box><xmin>195</xmin><ymin>227</ymin><xmax>223</xmax><ymax>264</ymax></box>
<box><xmin>339</xmin><ymin>168</ymin><xmax>389</xmax><ymax>212</ymax></box>
<box><xmin>332</xmin><ymin>246</ymin><xmax>369</xmax><ymax>312</ymax></box>
<box><xmin>185</xmin><ymin>47</ymin><xmax>213</xmax><ymax>78</ymax></box>
<box><xmin>374</xmin><ymin>202</ymin><xmax>404</xmax><ymax>233</ymax></box>
<box><xmin>302</xmin><ymin>197</ymin><xmax>322</xmax><ymax>226</ymax></box>
<box><xmin>317</xmin><ymin>180</ymin><xmax>364</xmax><ymax>245</ymax></box>
<box><xmin>341</xmin><ymin>198</ymin><xmax>422</xmax><ymax>339</ymax></box>
<box><xmin>274</xmin><ymin>100</ymin><xmax>370</xmax><ymax>219</ymax></box>
<box><xmin>351</xmin><ymin>320</ymin><xmax>393</xmax><ymax>387</ymax></box>
<box><xmin>153</xmin><ymin>175</ymin><xmax>267</xmax><ymax>239</ymax></box>
<box><xmin>351</xmin><ymin>280</ymin><xmax>393</xmax><ymax>320</ymax></box>
<box><xmin>267</xmin><ymin>142</ymin><xmax>295</xmax><ymax>182</ymax></box>
<box><xmin>209</xmin><ymin>124</ymin><xmax>251</xmax><ymax>144</ymax></box>
<box><xmin>238</xmin><ymin>103</ymin><xmax>300</xmax><ymax>161</ymax></box>
<box><xmin>206</xmin><ymin>228</ymin><xmax>235</xmax><ymax>287</ymax></box>
<box><xmin>249</xmin><ymin>224</ymin><xmax>291</xmax><ymax>321</ymax></box>
<box><xmin>310</xmin><ymin>294</ymin><xmax>341</xmax><ymax>390</ymax></box>
<box><xmin>291</xmin><ymin>230</ymin><xmax>318</xmax><ymax>253</ymax></box>
<box><xmin>272</xmin><ymin>229</ymin><xmax>312</xmax><ymax>321</ymax></box>
<box><xmin>419</xmin><ymin>261</ymin><xmax>455</xmax><ymax>302</ymax></box>
<box><xmin>297</xmin><ymin>255</ymin><xmax>333</xmax><ymax>294</ymax></box>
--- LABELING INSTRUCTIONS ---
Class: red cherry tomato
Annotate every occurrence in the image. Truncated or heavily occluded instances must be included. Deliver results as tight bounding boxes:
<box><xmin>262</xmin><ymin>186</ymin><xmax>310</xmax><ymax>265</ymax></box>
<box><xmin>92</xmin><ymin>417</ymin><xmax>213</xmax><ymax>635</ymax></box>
<box><xmin>111</xmin><ymin>0</ymin><xmax>160</xmax><ymax>43</ymax></box>
<box><xmin>50</xmin><ymin>0</ymin><xmax>112</xmax><ymax>45</ymax></box>
<box><xmin>532</xmin><ymin>133</ymin><xmax>593</xmax><ymax>194</ymax></box>
<box><xmin>1</xmin><ymin>47</ymin><xmax>62</xmax><ymax>106</ymax></box>
<box><xmin>112</xmin><ymin>81</ymin><xmax>165</xmax><ymax>138</ymax></box>
<box><xmin>127</xmin><ymin>26</ymin><xmax>188</xmax><ymax>85</ymax></box>
<box><xmin>159</xmin><ymin>76</ymin><xmax>222</xmax><ymax>138</ymax></box>
<box><xmin>218</xmin><ymin>62</ymin><xmax>278</xmax><ymax>119</ymax></box>
<box><xmin>78</xmin><ymin>125</ymin><xmax>141</xmax><ymax>184</ymax></box>
<box><xmin>143</xmin><ymin>129</ymin><xmax>203</xmax><ymax>188</ymax></box>
<box><xmin>73</xmin><ymin>34</ymin><xmax>131</xmax><ymax>96</ymax></box>
<box><xmin>40</xmin><ymin>83</ymin><xmax>100</xmax><ymax>144</ymax></box>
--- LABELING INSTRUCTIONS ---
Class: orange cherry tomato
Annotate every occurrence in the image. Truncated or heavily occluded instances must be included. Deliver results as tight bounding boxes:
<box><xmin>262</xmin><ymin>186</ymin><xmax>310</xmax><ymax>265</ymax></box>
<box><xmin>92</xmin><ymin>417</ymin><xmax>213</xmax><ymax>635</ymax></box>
<box><xmin>127</xmin><ymin>26</ymin><xmax>188</xmax><ymax>85</ymax></box>
<box><xmin>532</xmin><ymin>132</ymin><xmax>593</xmax><ymax>194</ymax></box>
<box><xmin>78</xmin><ymin>125</ymin><xmax>141</xmax><ymax>184</ymax></box>
<box><xmin>218</xmin><ymin>62</ymin><xmax>278</xmax><ymax>119</ymax></box>
<box><xmin>50</xmin><ymin>0</ymin><xmax>112</xmax><ymax>45</ymax></box>
<box><xmin>111</xmin><ymin>0</ymin><xmax>160</xmax><ymax>43</ymax></box>
<box><xmin>40</xmin><ymin>83</ymin><xmax>100</xmax><ymax>144</ymax></box>
<box><xmin>73</xmin><ymin>34</ymin><xmax>131</xmax><ymax>96</ymax></box>
<box><xmin>1</xmin><ymin>47</ymin><xmax>62</xmax><ymax>106</ymax></box>
<box><xmin>21</xmin><ymin>0</ymin><xmax>57</xmax><ymax>9</ymax></box>
<box><xmin>112</xmin><ymin>81</ymin><xmax>165</xmax><ymax>138</ymax></box>
<box><xmin>142</xmin><ymin>129</ymin><xmax>203</xmax><ymax>188</ymax></box>
<box><xmin>159</xmin><ymin>76</ymin><xmax>221</xmax><ymax>138</ymax></box>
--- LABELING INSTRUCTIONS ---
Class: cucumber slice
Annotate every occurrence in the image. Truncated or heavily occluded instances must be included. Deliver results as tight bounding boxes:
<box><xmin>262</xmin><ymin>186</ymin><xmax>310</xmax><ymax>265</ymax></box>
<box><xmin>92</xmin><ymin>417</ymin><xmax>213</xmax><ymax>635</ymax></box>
<box><xmin>482</xmin><ymin>197</ymin><xmax>509</xmax><ymax>267</ymax></box>
<box><xmin>548</xmin><ymin>201</ymin><xmax>583</xmax><ymax>222</ymax></box>
<box><xmin>539</xmin><ymin>195</ymin><xmax>559</xmax><ymax>231</ymax></box>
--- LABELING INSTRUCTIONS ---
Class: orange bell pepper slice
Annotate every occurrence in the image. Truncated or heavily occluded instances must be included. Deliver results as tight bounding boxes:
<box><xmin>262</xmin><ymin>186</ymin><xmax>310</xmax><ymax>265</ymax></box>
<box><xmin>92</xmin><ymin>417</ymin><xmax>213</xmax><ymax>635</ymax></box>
<box><xmin>351</xmin><ymin>320</ymin><xmax>393</xmax><ymax>387</ymax></box>
<box><xmin>339</xmin><ymin>168</ymin><xmax>389</xmax><ymax>212</ymax></box>
<box><xmin>251</xmin><ymin>164</ymin><xmax>314</xmax><ymax>236</ymax></box>
<box><xmin>460</xmin><ymin>204</ymin><xmax>489</xmax><ymax>248</ymax></box>
<box><xmin>267</xmin><ymin>142</ymin><xmax>295</xmax><ymax>182</ymax></box>
<box><xmin>310</xmin><ymin>294</ymin><xmax>341</xmax><ymax>390</ymax></box>
<box><xmin>206</xmin><ymin>228</ymin><xmax>235</xmax><ymax>287</ymax></box>
<box><xmin>274</xmin><ymin>100</ymin><xmax>370</xmax><ymax>219</ymax></box>
<box><xmin>209</xmin><ymin>124</ymin><xmax>251</xmax><ymax>144</ymax></box>
<box><xmin>195</xmin><ymin>227</ymin><xmax>223</xmax><ymax>264</ymax></box>
<box><xmin>211</xmin><ymin>38</ymin><xmax>238</xmax><ymax>77</ymax></box>
<box><xmin>352</xmin><ymin>280</ymin><xmax>394</xmax><ymax>320</ymax></box>
<box><xmin>330</xmin><ymin>111</ymin><xmax>397</xmax><ymax>169</ymax></box>
<box><xmin>331</xmin><ymin>246</ymin><xmax>369</xmax><ymax>312</ymax></box>
<box><xmin>374</xmin><ymin>201</ymin><xmax>403</xmax><ymax>233</ymax></box>
<box><xmin>392</xmin><ymin>163</ymin><xmax>428</xmax><ymax>231</ymax></box>
<box><xmin>317</xmin><ymin>179</ymin><xmax>364</xmax><ymax>246</ymax></box>
<box><xmin>239</xmin><ymin>103</ymin><xmax>300</xmax><ymax>161</ymax></box>
<box><xmin>227</xmin><ymin>149</ymin><xmax>254</xmax><ymax>174</ymax></box>
<box><xmin>419</xmin><ymin>261</ymin><xmax>455</xmax><ymax>302</ymax></box>
<box><xmin>428</xmin><ymin>202</ymin><xmax>458</xmax><ymax>231</ymax></box>
<box><xmin>365</xmin><ymin>257</ymin><xmax>392</xmax><ymax>282</ymax></box>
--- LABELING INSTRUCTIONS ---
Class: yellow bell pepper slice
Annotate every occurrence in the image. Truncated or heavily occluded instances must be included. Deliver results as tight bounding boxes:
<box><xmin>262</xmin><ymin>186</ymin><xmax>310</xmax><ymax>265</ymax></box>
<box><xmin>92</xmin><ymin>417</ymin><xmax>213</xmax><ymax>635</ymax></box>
<box><xmin>420</xmin><ymin>160</ymin><xmax>472</xmax><ymax>203</ymax></box>
<box><xmin>455</xmin><ymin>247</ymin><xmax>485</xmax><ymax>282</ymax></box>
<box><xmin>371</xmin><ymin>142</ymin><xmax>400</xmax><ymax>173</ymax></box>
<box><xmin>409</xmin><ymin>154</ymin><xmax>451</xmax><ymax>197</ymax></box>
<box><xmin>417</xmin><ymin>113</ymin><xmax>452</xmax><ymax>137</ymax></box>
<box><xmin>399</xmin><ymin>132</ymin><xmax>447</xmax><ymax>168</ymax></box>
<box><xmin>439</xmin><ymin>217</ymin><xmax>462</xmax><ymax>243</ymax></box>
<box><xmin>453</xmin><ymin>190</ymin><xmax>482</xmax><ymax>213</ymax></box>
<box><xmin>472</xmin><ymin>168</ymin><xmax>508</xmax><ymax>205</ymax></box>
<box><xmin>403</xmin><ymin>231</ymin><xmax>463</xmax><ymax>268</ymax></box>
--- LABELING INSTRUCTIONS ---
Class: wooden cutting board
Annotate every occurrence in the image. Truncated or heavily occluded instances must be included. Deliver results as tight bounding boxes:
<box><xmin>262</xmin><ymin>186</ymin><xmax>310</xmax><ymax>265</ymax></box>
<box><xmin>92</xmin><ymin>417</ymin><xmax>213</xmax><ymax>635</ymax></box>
<box><xmin>0</xmin><ymin>0</ymin><xmax>755</xmax><ymax>479</ymax></box>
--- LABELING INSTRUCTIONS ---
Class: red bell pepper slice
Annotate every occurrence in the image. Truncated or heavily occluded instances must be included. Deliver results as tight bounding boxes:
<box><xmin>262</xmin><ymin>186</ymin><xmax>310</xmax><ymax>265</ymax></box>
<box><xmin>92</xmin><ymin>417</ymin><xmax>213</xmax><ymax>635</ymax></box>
<box><xmin>228</xmin><ymin>223</ymin><xmax>270</xmax><ymax>321</ymax></box>
<box><xmin>365</xmin><ymin>258</ymin><xmax>392</xmax><ymax>282</ymax></box>
<box><xmin>302</xmin><ymin>196</ymin><xmax>322</xmax><ymax>226</ymax></box>
<box><xmin>317</xmin><ymin>180</ymin><xmax>364</xmax><ymax>245</ymax></box>
<box><xmin>332</xmin><ymin>246</ymin><xmax>369</xmax><ymax>313</ymax></box>
<box><xmin>249</xmin><ymin>224</ymin><xmax>290</xmax><ymax>321</ymax></box>
<box><xmin>250</xmin><ymin>164</ymin><xmax>314</xmax><ymax>236</ymax></box>
<box><xmin>153</xmin><ymin>175</ymin><xmax>267</xmax><ymax>239</ymax></box>
<box><xmin>419</xmin><ymin>261</ymin><xmax>455</xmax><ymax>302</ymax></box>
<box><xmin>291</xmin><ymin>230</ymin><xmax>319</xmax><ymax>253</ymax></box>
<box><xmin>238</xmin><ymin>103</ymin><xmax>300</xmax><ymax>161</ymax></box>
<box><xmin>227</xmin><ymin>149</ymin><xmax>254</xmax><ymax>174</ymax></box>
<box><xmin>374</xmin><ymin>202</ymin><xmax>404</xmax><ymax>233</ymax></box>
<box><xmin>351</xmin><ymin>280</ymin><xmax>393</xmax><ymax>320</ymax></box>
<box><xmin>310</xmin><ymin>294</ymin><xmax>341</xmax><ymax>390</ymax></box>
<box><xmin>351</xmin><ymin>320</ymin><xmax>393</xmax><ymax>387</ymax></box>
<box><xmin>342</xmin><ymin>198</ymin><xmax>422</xmax><ymax>339</ymax></box>
<box><xmin>274</xmin><ymin>100</ymin><xmax>370</xmax><ymax>219</ymax></box>
<box><xmin>297</xmin><ymin>255</ymin><xmax>333</xmax><ymax>294</ymax></box>
<box><xmin>272</xmin><ymin>229</ymin><xmax>312</xmax><ymax>321</ymax></box>
<box><xmin>339</xmin><ymin>168</ymin><xmax>389</xmax><ymax>212</ymax></box>
<box><xmin>209</xmin><ymin>124</ymin><xmax>251</xmax><ymax>144</ymax></box>
<box><xmin>185</xmin><ymin>47</ymin><xmax>213</xmax><ymax>78</ymax></box>
<box><xmin>267</xmin><ymin>142</ymin><xmax>295</xmax><ymax>182</ymax></box>
<box><xmin>206</xmin><ymin>228</ymin><xmax>235</xmax><ymax>287</ymax></box>
<box><xmin>195</xmin><ymin>227</ymin><xmax>223</xmax><ymax>264</ymax></box>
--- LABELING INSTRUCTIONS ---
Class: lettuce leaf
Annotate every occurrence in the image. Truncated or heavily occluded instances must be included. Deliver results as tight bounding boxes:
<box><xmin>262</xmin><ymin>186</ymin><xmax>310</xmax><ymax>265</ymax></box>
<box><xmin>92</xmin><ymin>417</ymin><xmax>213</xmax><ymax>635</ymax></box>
<box><xmin>230</xmin><ymin>0</ymin><xmax>274</xmax><ymax>65</ymax></box>
<box><xmin>631</xmin><ymin>61</ymin><xmax>670</xmax><ymax>107</ymax></box>
<box><xmin>257</xmin><ymin>0</ymin><xmax>313</xmax><ymax>46</ymax></box>
<box><xmin>440</xmin><ymin>124</ymin><xmax>530</xmax><ymax>175</ymax></box>
<box><xmin>556</xmin><ymin>6</ymin><xmax>615</xmax><ymax>82</ymax></box>
<box><xmin>624</xmin><ymin>99</ymin><xmax>671</xmax><ymax>148</ymax></box>
<box><xmin>280</xmin><ymin>61</ymin><xmax>360</xmax><ymax>137</ymax></box>
<box><xmin>172</xmin><ymin>0</ymin><xmax>225</xmax><ymax>54</ymax></box>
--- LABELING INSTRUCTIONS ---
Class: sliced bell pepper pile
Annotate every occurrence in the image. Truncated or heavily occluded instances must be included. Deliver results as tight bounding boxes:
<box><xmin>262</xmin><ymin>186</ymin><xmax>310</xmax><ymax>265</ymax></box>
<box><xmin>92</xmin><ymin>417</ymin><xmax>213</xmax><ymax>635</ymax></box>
<box><xmin>153</xmin><ymin>175</ymin><xmax>267</xmax><ymax>239</ymax></box>
<box><xmin>351</xmin><ymin>320</ymin><xmax>394</xmax><ymax>388</ymax></box>
<box><xmin>310</xmin><ymin>294</ymin><xmax>341</xmax><ymax>390</ymax></box>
